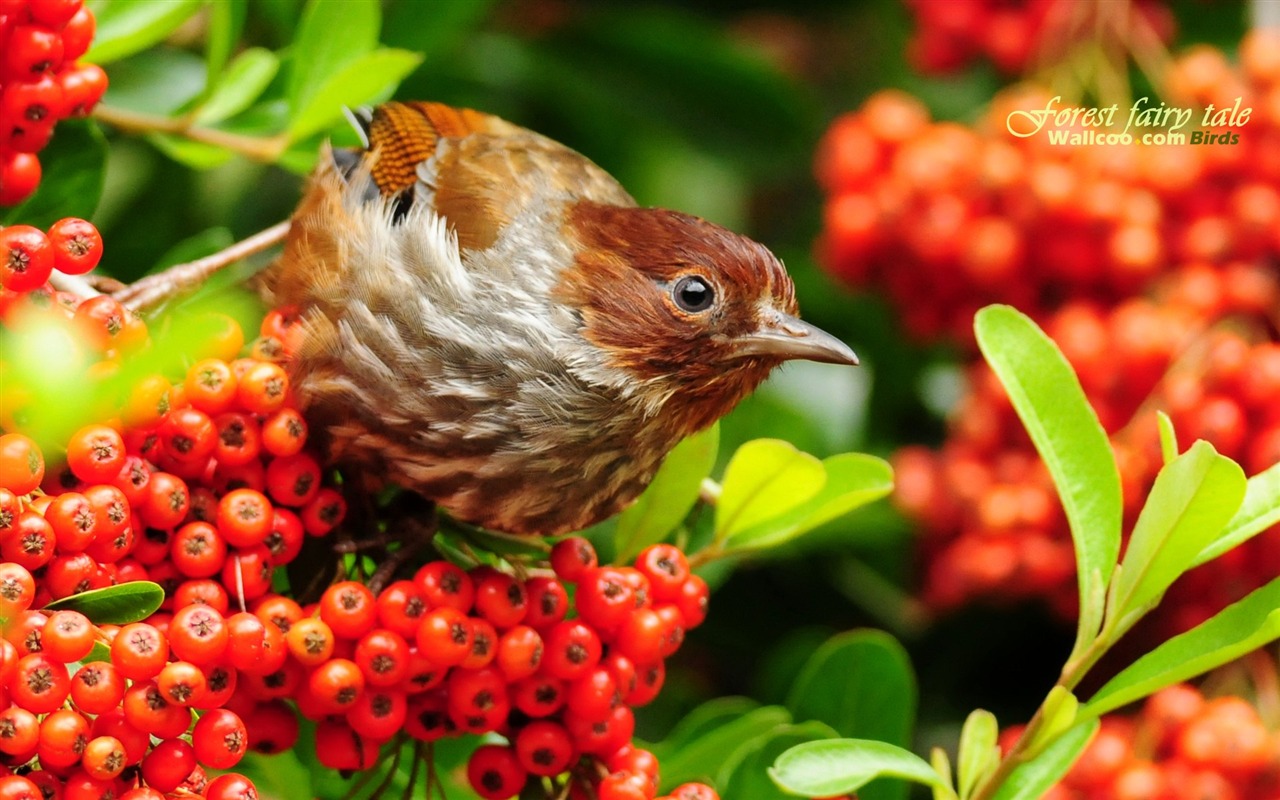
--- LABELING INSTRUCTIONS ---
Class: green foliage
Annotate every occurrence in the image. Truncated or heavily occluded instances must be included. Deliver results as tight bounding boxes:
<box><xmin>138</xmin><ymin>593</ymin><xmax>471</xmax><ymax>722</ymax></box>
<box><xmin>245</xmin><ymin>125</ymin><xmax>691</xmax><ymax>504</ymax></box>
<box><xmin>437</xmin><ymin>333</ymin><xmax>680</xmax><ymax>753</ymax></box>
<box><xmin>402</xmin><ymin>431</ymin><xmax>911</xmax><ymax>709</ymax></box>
<box><xmin>773</xmin><ymin>304</ymin><xmax>1280</xmax><ymax>800</ymax></box>
<box><xmin>769</xmin><ymin>739</ymin><xmax>950</xmax><ymax>798</ymax></box>
<box><xmin>1084</xmin><ymin>577</ymin><xmax>1280</xmax><ymax>717</ymax></box>
<box><xmin>785</xmin><ymin>630</ymin><xmax>916</xmax><ymax>800</ymax></box>
<box><xmin>86</xmin><ymin>0</ymin><xmax>204</xmax><ymax>64</ymax></box>
<box><xmin>45</xmin><ymin>581</ymin><xmax>165</xmax><ymax>624</ymax></box>
<box><xmin>987</xmin><ymin>720</ymin><xmax>1098</xmax><ymax>800</ymax></box>
<box><xmin>973</xmin><ymin>305</ymin><xmax>1122</xmax><ymax>658</ymax></box>
<box><xmin>1107</xmin><ymin>441</ymin><xmax>1245</xmax><ymax>633</ymax></box>
<box><xmin>615</xmin><ymin>424</ymin><xmax>719</xmax><ymax>562</ymax></box>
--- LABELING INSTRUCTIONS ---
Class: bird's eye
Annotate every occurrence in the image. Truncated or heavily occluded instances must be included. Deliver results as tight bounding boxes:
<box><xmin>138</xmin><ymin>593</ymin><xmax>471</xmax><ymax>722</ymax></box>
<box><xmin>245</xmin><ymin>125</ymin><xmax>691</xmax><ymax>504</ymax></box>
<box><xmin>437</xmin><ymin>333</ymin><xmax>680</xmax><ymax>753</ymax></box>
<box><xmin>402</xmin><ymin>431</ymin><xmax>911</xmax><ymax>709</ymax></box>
<box><xmin>672</xmin><ymin>275</ymin><xmax>715</xmax><ymax>313</ymax></box>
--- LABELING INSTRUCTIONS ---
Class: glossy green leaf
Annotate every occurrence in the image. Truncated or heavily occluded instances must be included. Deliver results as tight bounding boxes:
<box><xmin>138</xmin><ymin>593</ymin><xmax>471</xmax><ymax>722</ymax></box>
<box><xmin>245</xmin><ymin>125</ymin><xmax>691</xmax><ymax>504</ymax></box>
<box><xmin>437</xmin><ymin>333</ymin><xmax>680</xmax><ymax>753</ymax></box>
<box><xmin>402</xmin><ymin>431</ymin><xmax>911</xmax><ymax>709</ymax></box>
<box><xmin>1023</xmin><ymin>687</ymin><xmax>1079</xmax><ymax>759</ymax></box>
<box><xmin>287</xmin><ymin>0</ymin><xmax>379</xmax><ymax>118</ymax></box>
<box><xmin>715</xmin><ymin>439</ymin><xmax>824</xmax><ymax>543</ymax></box>
<box><xmin>195</xmin><ymin>48</ymin><xmax>281</xmax><ymax>125</ymax></box>
<box><xmin>1194</xmin><ymin>459</ymin><xmax>1280</xmax><ymax>567</ymax></box>
<box><xmin>786</xmin><ymin>630</ymin><xmax>915</xmax><ymax>800</ymax></box>
<box><xmin>615</xmin><ymin>424</ymin><xmax>718</xmax><ymax>562</ymax></box>
<box><xmin>3</xmin><ymin>121</ymin><xmax>107</xmax><ymax>228</ymax></box>
<box><xmin>989</xmin><ymin>719</ymin><xmax>1098</xmax><ymax>800</ymax></box>
<box><xmin>82</xmin><ymin>643</ymin><xmax>110</xmax><ymax>664</ymax></box>
<box><xmin>974</xmin><ymin>305</ymin><xmax>1122</xmax><ymax>651</ymax></box>
<box><xmin>657</xmin><ymin>706</ymin><xmax>793</xmax><ymax>788</ymax></box>
<box><xmin>932</xmin><ymin>748</ymin><xmax>956</xmax><ymax>800</ymax></box>
<box><xmin>1110</xmin><ymin>440</ymin><xmax>1245</xmax><ymax>627</ymax></box>
<box><xmin>770</xmin><ymin>739</ymin><xmax>947</xmax><ymax>797</ymax></box>
<box><xmin>724</xmin><ymin>453</ymin><xmax>894</xmax><ymax>552</ymax></box>
<box><xmin>286</xmin><ymin>48</ymin><xmax>423</xmax><ymax>141</ymax></box>
<box><xmin>1085</xmin><ymin>576</ymin><xmax>1280</xmax><ymax>717</ymax></box>
<box><xmin>718</xmin><ymin>722</ymin><xmax>841</xmax><ymax>800</ymax></box>
<box><xmin>85</xmin><ymin>0</ymin><xmax>204</xmax><ymax>64</ymax></box>
<box><xmin>957</xmin><ymin>710</ymin><xmax>999</xmax><ymax>800</ymax></box>
<box><xmin>647</xmin><ymin>696</ymin><xmax>764</xmax><ymax>758</ymax></box>
<box><xmin>45</xmin><ymin>581</ymin><xmax>165</xmax><ymax>624</ymax></box>
<box><xmin>1157</xmin><ymin>411</ymin><xmax>1178</xmax><ymax>464</ymax></box>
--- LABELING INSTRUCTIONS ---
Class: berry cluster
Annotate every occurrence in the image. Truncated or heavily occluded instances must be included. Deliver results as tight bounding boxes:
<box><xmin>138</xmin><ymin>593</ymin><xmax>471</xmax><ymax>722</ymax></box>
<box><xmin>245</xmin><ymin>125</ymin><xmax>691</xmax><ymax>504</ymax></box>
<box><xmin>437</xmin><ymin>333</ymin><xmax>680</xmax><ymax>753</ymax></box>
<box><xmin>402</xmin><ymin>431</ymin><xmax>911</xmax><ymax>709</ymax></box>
<box><xmin>1008</xmin><ymin>683</ymin><xmax>1280</xmax><ymax>799</ymax></box>
<box><xmin>0</xmin><ymin>210</ymin><xmax>730</xmax><ymax>796</ymax></box>
<box><xmin>0</xmin><ymin>216</ymin><xmax>102</xmax><ymax>292</ymax></box>
<box><xmin>895</xmin><ymin>289</ymin><xmax>1280</xmax><ymax>636</ymax></box>
<box><xmin>0</xmin><ymin>0</ymin><xmax>107</xmax><ymax>206</ymax></box>
<box><xmin>903</xmin><ymin>0</ymin><xmax>1174</xmax><ymax>77</ymax></box>
<box><xmin>435</xmin><ymin>538</ymin><xmax>712</xmax><ymax>799</ymax></box>
<box><xmin>815</xmin><ymin>31</ymin><xmax>1280</xmax><ymax>343</ymax></box>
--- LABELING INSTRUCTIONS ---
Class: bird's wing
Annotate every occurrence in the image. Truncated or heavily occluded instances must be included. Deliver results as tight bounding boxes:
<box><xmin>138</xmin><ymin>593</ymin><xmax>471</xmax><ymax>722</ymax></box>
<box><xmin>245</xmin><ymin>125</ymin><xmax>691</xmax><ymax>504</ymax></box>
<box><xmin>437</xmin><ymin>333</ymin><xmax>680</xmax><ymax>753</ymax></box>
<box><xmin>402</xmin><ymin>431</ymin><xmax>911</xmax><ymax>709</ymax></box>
<box><xmin>340</xmin><ymin>101</ymin><xmax>634</xmax><ymax>252</ymax></box>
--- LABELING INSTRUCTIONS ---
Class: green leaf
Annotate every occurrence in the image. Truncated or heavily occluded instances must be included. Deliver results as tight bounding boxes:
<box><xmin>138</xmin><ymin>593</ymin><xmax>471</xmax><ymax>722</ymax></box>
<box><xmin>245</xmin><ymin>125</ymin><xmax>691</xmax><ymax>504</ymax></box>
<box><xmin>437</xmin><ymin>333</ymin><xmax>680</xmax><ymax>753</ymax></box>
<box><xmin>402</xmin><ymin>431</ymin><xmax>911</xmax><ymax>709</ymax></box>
<box><xmin>1023</xmin><ymin>688</ymin><xmax>1078</xmax><ymax>759</ymax></box>
<box><xmin>647</xmin><ymin>696</ymin><xmax>763</xmax><ymax>756</ymax></box>
<box><xmin>931</xmin><ymin>748</ymin><xmax>956</xmax><ymax>800</ymax></box>
<box><xmin>770</xmin><ymin>739</ymin><xmax>947</xmax><ymax>797</ymax></box>
<box><xmin>989</xmin><ymin>719</ymin><xmax>1098</xmax><ymax>800</ymax></box>
<box><xmin>657</xmin><ymin>706</ymin><xmax>793</xmax><ymax>788</ymax></box>
<box><xmin>45</xmin><ymin>581</ymin><xmax>165</xmax><ymax>624</ymax></box>
<box><xmin>1085</xmin><ymin>576</ymin><xmax>1280</xmax><ymax>717</ymax></box>
<box><xmin>287</xmin><ymin>0</ymin><xmax>379</xmax><ymax>119</ymax></box>
<box><xmin>719</xmin><ymin>722</ymin><xmax>841</xmax><ymax>800</ymax></box>
<box><xmin>1110</xmin><ymin>440</ymin><xmax>1246</xmax><ymax>628</ymax></box>
<box><xmin>957</xmin><ymin>710</ymin><xmax>999</xmax><ymax>800</ymax></box>
<box><xmin>82</xmin><ymin>643</ymin><xmax>110</xmax><ymax>663</ymax></box>
<box><xmin>715</xmin><ymin>439</ymin><xmax>825</xmax><ymax>543</ymax></box>
<box><xmin>1157</xmin><ymin>411</ymin><xmax>1178</xmax><ymax>464</ymax></box>
<box><xmin>3</xmin><ymin>121</ymin><xmax>107</xmax><ymax>228</ymax></box>
<box><xmin>195</xmin><ymin>48</ymin><xmax>281</xmax><ymax>126</ymax></box>
<box><xmin>615</xmin><ymin>424</ymin><xmax>718</xmax><ymax>562</ymax></box>
<box><xmin>286</xmin><ymin>48</ymin><xmax>423</xmax><ymax>141</ymax></box>
<box><xmin>974</xmin><ymin>305</ymin><xmax>1122</xmax><ymax>652</ymax></box>
<box><xmin>205</xmin><ymin>0</ymin><xmax>247</xmax><ymax>86</ymax></box>
<box><xmin>85</xmin><ymin>0</ymin><xmax>204</xmax><ymax>64</ymax></box>
<box><xmin>1194</xmin><ymin>459</ymin><xmax>1280</xmax><ymax>567</ymax></box>
<box><xmin>100</xmin><ymin>48</ymin><xmax>208</xmax><ymax>115</ymax></box>
<box><xmin>786</xmin><ymin>630</ymin><xmax>916</xmax><ymax>800</ymax></box>
<box><xmin>725</xmin><ymin>453</ymin><xmax>894</xmax><ymax>552</ymax></box>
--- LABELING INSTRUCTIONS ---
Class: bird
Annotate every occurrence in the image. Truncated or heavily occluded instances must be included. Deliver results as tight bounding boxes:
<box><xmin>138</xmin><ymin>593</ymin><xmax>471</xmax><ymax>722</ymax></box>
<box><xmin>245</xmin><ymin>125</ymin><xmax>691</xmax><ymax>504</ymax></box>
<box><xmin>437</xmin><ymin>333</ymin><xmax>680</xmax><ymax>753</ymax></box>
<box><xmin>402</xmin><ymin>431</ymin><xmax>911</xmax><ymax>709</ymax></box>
<box><xmin>253</xmin><ymin>101</ymin><xmax>858</xmax><ymax>536</ymax></box>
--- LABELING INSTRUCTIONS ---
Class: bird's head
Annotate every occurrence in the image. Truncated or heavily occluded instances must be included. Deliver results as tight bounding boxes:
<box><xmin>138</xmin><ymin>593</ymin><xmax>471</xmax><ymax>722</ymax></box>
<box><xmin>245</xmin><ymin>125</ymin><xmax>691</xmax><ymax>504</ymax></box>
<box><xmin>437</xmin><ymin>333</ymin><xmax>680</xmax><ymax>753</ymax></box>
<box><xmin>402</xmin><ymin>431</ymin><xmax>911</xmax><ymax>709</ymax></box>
<box><xmin>558</xmin><ymin>202</ymin><xmax>857</xmax><ymax>435</ymax></box>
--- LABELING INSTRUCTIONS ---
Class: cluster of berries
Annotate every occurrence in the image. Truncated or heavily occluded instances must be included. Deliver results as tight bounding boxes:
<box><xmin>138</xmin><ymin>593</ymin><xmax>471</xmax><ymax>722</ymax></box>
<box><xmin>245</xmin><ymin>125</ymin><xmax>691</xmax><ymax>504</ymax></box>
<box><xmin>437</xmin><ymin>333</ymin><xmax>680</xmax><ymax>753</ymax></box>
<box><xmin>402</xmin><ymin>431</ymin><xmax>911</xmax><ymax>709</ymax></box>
<box><xmin>814</xmin><ymin>31</ymin><xmax>1280</xmax><ymax>343</ymax></box>
<box><xmin>895</xmin><ymin>289</ymin><xmax>1280</xmax><ymax>636</ymax></box>
<box><xmin>1010</xmin><ymin>683</ymin><xmax>1280</xmax><ymax>799</ymax></box>
<box><xmin>0</xmin><ymin>217</ymin><xmax>102</xmax><ymax>292</ymax></box>
<box><xmin>0</xmin><ymin>0</ymin><xmax>107</xmax><ymax>205</ymax></box>
<box><xmin>821</xmin><ymin>34</ymin><xmax>1280</xmax><ymax>627</ymax></box>
<box><xmin>0</xmin><ymin>209</ymin><xmax>729</xmax><ymax>797</ymax></box>
<box><xmin>903</xmin><ymin>0</ymin><xmax>1174</xmax><ymax>77</ymax></box>
<box><xmin>438</xmin><ymin>538</ymin><xmax>712</xmax><ymax>799</ymax></box>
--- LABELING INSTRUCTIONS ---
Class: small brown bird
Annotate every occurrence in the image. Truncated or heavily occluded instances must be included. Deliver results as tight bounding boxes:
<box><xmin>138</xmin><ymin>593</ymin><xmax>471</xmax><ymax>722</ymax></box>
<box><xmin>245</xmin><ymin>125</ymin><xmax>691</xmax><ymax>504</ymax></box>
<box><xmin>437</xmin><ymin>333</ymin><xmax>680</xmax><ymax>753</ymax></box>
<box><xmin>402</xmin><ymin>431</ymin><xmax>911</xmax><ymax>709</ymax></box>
<box><xmin>256</xmin><ymin>101</ymin><xmax>857</xmax><ymax>535</ymax></box>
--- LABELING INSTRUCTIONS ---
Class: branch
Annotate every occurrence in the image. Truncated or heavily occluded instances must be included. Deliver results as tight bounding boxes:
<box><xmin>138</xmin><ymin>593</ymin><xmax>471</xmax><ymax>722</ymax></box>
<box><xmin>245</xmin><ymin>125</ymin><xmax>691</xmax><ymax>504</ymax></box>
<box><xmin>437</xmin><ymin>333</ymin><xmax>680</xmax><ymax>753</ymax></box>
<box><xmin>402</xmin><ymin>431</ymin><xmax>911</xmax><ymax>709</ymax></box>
<box><xmin>93</xmin><ymin>104</ymin><xmax>290</xmax><ymax>163</ymax></box>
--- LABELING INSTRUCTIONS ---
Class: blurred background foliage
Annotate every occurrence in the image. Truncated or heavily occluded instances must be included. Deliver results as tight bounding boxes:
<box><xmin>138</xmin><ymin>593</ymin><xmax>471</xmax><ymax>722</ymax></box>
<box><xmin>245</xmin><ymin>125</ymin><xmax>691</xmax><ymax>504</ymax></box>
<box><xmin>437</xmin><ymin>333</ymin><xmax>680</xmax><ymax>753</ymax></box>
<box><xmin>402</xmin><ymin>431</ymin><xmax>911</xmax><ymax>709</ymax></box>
<box><xmin>77</xmin><ymin>0</ymin><xmax>1259</xmax><ymax>769</ymax></box>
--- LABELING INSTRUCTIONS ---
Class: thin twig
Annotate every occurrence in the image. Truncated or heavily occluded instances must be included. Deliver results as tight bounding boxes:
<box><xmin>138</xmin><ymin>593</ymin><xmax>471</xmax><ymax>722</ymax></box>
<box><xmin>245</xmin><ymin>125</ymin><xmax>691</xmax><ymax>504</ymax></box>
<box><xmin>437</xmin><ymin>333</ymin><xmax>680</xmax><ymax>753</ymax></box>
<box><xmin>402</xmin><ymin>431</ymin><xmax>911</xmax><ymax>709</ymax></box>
<box><xmin>48</xmin><ymin>272</ymin><xmax>101</xmax><ymax>299</ymax></box>
<box><xmin>112</xmin><ymin>221</ymin><xmax>291</xmax><ymax>312</ymax></box>
<box><xmin>93</xmin><ymin>104</ymin><xmax>290</xmax><ymax>162</ymax></box>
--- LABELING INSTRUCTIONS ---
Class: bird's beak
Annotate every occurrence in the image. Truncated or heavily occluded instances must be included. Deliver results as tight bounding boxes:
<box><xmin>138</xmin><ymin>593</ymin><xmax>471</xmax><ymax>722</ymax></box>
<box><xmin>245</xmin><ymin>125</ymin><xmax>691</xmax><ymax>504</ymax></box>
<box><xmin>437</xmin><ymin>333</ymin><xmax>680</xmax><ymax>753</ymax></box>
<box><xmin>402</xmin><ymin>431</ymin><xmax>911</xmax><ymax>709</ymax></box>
<box><xmin>731</xmin><ymin>311</ymin><xmax>859</xmax><ymax>366</ymax></box>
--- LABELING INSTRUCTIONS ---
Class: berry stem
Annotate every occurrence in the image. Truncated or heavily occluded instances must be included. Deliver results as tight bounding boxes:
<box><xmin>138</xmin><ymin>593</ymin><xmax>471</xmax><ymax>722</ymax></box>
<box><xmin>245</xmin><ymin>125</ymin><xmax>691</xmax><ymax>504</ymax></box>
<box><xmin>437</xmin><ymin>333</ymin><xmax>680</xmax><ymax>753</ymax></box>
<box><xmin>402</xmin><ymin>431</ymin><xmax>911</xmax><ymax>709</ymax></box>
<box><xmin>111</xmin><ymin>220</ymin><xmax>290</xmax><ymax>312</ymax></box>
<box><xmin>47</xmin><ymin>271</ymin><xmax>101</xmax><ymax>299</ymax></box>
<box><xmin>91</xmin><ymin>104</ymin><xmax>290</xmax><ymax>162</ymax></box>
